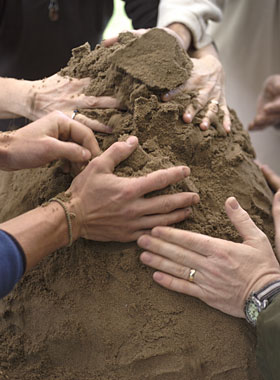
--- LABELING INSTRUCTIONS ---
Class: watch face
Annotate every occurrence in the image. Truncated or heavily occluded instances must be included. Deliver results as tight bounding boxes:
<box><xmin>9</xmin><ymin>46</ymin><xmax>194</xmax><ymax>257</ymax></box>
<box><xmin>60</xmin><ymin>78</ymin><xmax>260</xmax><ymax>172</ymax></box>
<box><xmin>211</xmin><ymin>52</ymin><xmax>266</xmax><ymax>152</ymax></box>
<box><xmin>246</xmin><ymin>301</ymin><xmax>259</xmax><ymax>325</ymax></box>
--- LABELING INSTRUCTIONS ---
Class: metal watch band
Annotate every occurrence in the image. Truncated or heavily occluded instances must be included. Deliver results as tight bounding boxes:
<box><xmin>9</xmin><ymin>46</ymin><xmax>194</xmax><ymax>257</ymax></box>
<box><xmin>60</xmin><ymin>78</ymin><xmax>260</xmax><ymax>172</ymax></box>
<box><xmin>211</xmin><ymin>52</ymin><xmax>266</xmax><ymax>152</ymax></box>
<box><xmin>254</xmin><ymin>280</ymin><xmax>280</xmax><ymax>304</ymax></box>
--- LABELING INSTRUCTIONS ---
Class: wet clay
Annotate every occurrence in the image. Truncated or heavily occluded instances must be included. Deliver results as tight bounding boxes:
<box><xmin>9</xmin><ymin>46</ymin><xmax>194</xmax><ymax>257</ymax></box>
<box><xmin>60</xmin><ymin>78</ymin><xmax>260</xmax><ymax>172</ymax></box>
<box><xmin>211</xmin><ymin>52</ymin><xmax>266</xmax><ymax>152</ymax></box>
<box><xmin>0</xmin><ymin>29</ymin><xmax>274</xmax><ymax>380</ymax></box>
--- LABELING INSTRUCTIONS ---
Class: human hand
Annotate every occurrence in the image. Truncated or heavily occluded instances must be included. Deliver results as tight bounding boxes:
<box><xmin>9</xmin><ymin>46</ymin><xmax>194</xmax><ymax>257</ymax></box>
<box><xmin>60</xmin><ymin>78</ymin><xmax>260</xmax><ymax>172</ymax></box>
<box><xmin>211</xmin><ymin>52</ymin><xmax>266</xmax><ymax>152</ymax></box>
<box><xmin>68</xmin><ymin>136</ymin><xmax>200</xmax><ymax>242</ymax></box>
<box><xmin>0</xmin><ymin>111</ymin><xmax>99</xmax><ymax>171</ymax></box>
<box><xmin>249</xmin><ymin>75</ymin><xmax>280</xmax><ymax>130</ymax></box>
<box><xmin>162</xmin><ymin>48</ymin><xmax>231</xmax><ymax>133</ymax></box>
<box><xmin>103</xmin><ymin>27</ymin><xmax>187</xmax><ymax>50</ymax></box>
<box><xmin>28</xmin><ymin>73</ymin><xmax>119</xmax><ymax>133</ymax></box>
<box><xmin>138</xmin><ymin>197</ymin><xmax>280</xmax><ymax>318</ymax></box>
<box><xmin>258</xmin><ymin>163</ymin><xmax>280</xmax><ymax>192</ymax></box>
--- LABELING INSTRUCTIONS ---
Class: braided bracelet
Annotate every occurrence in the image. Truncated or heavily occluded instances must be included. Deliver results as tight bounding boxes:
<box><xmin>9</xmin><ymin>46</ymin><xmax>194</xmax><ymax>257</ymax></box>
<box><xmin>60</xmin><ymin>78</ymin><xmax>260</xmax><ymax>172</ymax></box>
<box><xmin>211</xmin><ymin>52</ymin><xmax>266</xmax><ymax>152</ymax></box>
<box><xmin>49</xmin><ymin>197</ymin><xmax>73</xmax><ymax>247</ymax></box>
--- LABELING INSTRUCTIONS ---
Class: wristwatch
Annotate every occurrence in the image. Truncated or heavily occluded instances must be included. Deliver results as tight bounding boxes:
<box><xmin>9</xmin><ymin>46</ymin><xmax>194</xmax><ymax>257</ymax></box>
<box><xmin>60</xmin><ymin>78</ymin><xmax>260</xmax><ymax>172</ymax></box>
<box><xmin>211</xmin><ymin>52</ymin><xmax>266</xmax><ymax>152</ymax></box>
<box><xmin>244</xmin><ymin>280</ymin><xmax>280</xmax><ymax>326</ymax></box>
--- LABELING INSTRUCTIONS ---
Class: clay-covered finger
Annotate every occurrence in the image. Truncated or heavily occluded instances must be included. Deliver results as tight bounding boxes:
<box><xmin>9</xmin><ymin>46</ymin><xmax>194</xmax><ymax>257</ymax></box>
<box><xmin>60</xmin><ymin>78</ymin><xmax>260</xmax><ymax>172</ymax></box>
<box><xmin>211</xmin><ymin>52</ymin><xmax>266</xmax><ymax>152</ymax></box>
<box><xmin>133</xmin><ymin>166</ymin><xmax>190</xmax><ymax>197</ymax></box>
<box><xmin>136</xmin><ymin>207</ymin><xmax>191</xmax><ymax>230</ymax></box>
<box><xmin>74</xmin><ymin>113</ymin><xmax>113</xmax><ymax>134</ymax></box>
<box><xmin>139</xmin><ymin>192</ymin><xmax>200</xmax><ymax>215</ymax></box>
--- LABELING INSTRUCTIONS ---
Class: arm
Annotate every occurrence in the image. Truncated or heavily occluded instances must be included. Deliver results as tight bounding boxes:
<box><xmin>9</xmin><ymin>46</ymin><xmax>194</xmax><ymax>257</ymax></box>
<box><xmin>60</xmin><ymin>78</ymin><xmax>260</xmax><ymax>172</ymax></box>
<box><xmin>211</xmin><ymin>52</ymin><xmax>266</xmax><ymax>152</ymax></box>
<box><xmin>0</xmin><ymin>136</ymin><xmax>200</xmax><ymax>297</ymax></box>
<box><xmin>249</xmin><ymin>75</ymin><xmax>280</xmax><ymax>131</ymax></box>
<box><xmin>256</xmin><ymin>294</ymin><xmax>280</xmax><ymax>380</ymax></box>
<box><xmin>0</xmin><ymin>111</ymin><xmax>99</xmax><ymax>171</ymax></box>
<box><xmin>157</xmin><ymin>0</ymin><xmax>223</xmax><ymax>50</ymax></box>
<box><xmin>0</xmin><ymin>74</ymin><xmax>117</xmax><ymax>133</ymax></box>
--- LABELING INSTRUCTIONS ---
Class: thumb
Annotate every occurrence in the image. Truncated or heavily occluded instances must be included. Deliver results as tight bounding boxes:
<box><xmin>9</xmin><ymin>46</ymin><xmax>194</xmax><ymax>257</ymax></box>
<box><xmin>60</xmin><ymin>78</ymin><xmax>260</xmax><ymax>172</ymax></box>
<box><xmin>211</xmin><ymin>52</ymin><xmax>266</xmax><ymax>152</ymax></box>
<box><xmin>51</xmin><ymin>139</ymin><xmax>92</xmax><ymax>163</ymax></box>
<box><xmin>225</xmin><ymin>197</ymin><xmax>263</xmax><ymax>243</ymax></box>
<box><xmin>97</xmin><ymin>136</ymin><xmax>138</xmax><ymax>173</ymax></box>
<box><xmin>273</xmin><ymin>190</ymin><xmax>280</xmax><ymax>258</ymax></box>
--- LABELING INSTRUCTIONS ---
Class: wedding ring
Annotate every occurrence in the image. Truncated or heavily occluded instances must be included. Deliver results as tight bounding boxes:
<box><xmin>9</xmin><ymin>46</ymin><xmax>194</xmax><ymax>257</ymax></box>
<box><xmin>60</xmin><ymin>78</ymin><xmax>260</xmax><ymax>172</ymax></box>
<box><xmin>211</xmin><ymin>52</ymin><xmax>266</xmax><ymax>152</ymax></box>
<box><xmin>187</xmin><ymin>268</ymin><xmax>196</xmax><ymax>283</ymax></box>
<box><xmin>71</xmin><ymin>109</ymin><xmax>79</xmax><ymax>120</ymax></box>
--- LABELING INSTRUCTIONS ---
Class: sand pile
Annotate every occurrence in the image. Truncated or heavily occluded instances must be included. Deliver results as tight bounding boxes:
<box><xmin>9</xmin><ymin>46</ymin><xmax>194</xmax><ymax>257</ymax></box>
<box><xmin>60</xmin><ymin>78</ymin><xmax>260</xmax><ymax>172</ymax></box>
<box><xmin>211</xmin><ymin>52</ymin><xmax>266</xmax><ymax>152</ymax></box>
<box><xmin>0</xmin><ymin>29</ymin><xmax>274</xmax><ymax>380</ymax></box>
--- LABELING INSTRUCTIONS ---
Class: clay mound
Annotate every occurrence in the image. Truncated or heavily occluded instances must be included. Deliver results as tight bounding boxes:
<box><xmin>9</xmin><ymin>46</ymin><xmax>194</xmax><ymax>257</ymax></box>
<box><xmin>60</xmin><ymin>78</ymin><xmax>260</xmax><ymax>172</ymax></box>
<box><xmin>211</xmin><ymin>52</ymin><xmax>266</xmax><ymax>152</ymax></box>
<box><xmin>0</xmin><ymin>29</ymin><xmax>273</xmax><ymax>380</ymax></box>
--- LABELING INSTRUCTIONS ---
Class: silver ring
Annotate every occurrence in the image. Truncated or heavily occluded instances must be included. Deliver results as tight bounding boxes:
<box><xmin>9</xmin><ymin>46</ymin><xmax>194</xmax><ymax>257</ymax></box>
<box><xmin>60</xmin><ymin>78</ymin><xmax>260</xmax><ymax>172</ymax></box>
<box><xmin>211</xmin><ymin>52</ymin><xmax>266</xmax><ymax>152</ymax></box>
<box><xmin>210</xmin><ymin>99</ymin><xmax>219</xmax><ymax>105</ymax></box>
<box><xmin>71</xmin><ymin>109</ymin><xmax>79</xmax><ymax>120</ymax></box>
<box><xmin>187</xmin><ymin>268</ymin><xmax>196</xmax><ymax>283</ymax></box>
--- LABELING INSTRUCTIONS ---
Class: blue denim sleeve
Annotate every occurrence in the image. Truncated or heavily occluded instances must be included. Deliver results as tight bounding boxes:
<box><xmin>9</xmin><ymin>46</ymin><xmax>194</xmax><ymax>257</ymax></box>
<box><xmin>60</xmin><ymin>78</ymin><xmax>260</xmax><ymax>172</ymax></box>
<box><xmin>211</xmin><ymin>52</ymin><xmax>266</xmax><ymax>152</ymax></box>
<box><xmin>0</xmin><ymin>230</ymin><xmax>26</xmax><ymax>299</ymax></box>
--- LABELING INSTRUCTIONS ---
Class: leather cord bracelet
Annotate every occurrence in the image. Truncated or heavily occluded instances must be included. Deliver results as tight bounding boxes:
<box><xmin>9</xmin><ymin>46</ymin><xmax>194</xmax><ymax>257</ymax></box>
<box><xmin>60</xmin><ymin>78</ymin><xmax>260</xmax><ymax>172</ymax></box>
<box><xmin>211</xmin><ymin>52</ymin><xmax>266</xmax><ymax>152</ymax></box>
<box><xmin>48</xmin><ymin>197</ymin><xmax>73</xmax><ymax>247</ymax></box>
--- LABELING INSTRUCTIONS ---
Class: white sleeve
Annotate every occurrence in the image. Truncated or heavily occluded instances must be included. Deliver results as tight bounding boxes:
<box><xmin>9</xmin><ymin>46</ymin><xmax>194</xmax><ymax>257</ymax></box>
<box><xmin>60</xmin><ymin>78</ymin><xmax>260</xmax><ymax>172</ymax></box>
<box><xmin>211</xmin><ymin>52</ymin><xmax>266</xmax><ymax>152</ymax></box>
<box><xmin>157</xmin><ymin>0</ymin><xmax>224</xmax><ymax>49</ymax></box>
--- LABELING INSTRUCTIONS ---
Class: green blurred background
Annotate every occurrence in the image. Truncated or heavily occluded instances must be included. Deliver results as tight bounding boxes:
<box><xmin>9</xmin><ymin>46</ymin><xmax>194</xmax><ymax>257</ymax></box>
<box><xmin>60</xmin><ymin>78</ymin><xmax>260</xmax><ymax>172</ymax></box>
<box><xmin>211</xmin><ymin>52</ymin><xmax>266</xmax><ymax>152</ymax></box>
<box><xmin>103</xmin><ymin>0</ymin><xmax>132</xmax><ymax>39</ymax></box>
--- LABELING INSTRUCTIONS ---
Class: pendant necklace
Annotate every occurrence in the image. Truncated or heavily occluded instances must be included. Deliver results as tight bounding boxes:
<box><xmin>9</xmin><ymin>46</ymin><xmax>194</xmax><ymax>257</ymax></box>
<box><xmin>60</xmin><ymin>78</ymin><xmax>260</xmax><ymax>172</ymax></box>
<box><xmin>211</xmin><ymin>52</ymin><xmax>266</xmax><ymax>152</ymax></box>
<box><xmin>48</xmin><ymin>0</ymin><xmax>59</xmax><ymax>21</ymax></box>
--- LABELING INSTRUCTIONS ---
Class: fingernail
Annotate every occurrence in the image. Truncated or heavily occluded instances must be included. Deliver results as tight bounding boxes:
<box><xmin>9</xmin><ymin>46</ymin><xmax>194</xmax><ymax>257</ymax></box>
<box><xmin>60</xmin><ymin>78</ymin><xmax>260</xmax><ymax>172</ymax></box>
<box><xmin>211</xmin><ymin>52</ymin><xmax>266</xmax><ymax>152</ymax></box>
<box><xmin>182</xmin><ymin>167</ymin><xmax>190</xmax><ymax>177</ymax></box>
<box><xmin>184</xmin><ymin>112</ymin><xmax>192</xmax><ymax>122</ymax></box>
<box><xmin>202</xmin><ymin>121</ymin><xmax>209</xmax><ymax>129</ymax></box>
<box><xmin>162</xmin><ymin>93</ymin><xmax>170</xmax><ymax>101</ymax></box>
<box><xmin>151</xmin><ymin>227</ymin><xmax>160</xmax><ymax>237</ymax></box>
<box><xmin>105</xmin><ymin>125</ymin><xmax>113</xmax><ymax>133</ymax></box>
<box><xmin>153</xmin><ymin>272</ymin><xmax>163</xmax><ymax>281</ymax></box>
<box><xmin>82</xmin><ymin>149</ymin><xmax>91</xmax><ymax>160</ymax></box>
<box><xmin>138</xmin><ymin>235</ymin><xmax>150</xmax><ymax>248</ymax></box>
<box><xmin>192</xmin><ymin>194</ymin><xmax>200</xmax><ymax>204</ymax></box>
<box><xmin>140</xmin><ymin>252</ymin><xmax>152</xmax><ymax>263</ymax></box>
<box><xmin>126</xmin><ymin>136</ymin><xmax>138</xmax><ymax>145</ymax></box>
<box><xmin>228</xmin><ymin>197</ymin><xmax>239</xmax><ymax>210</ymax></box>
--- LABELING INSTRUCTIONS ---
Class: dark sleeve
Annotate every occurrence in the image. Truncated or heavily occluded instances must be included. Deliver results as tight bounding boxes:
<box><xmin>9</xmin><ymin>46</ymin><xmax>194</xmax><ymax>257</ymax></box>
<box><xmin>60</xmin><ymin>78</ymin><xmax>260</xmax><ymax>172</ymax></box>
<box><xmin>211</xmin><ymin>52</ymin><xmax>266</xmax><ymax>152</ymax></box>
<box><xmin>122</xmin><ymin>0</ymin><xmax>159</xmax><ymax>29</ymax></box>
<box><xmin>0</xmin><ymin>230</ymin><xmax>26</xmax><ymax>299</ymax></box>
<box><xmin>256</xmin><ymin>294</ymin><xmax>280</xmax><ymax>380</ymax></box>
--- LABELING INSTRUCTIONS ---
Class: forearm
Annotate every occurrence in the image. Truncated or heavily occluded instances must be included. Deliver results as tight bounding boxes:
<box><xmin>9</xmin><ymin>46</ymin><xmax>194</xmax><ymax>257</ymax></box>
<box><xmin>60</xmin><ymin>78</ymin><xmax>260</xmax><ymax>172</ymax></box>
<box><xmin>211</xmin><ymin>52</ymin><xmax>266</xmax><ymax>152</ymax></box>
<box><xmin>0</xmin><ymin>201</ymin><xmax>80</xmax><ymax>271</ymax></box>
<box><xmin>0</xmin><ymin>77</ymin><xmax>34</xmax><ymax>119</ymax></box>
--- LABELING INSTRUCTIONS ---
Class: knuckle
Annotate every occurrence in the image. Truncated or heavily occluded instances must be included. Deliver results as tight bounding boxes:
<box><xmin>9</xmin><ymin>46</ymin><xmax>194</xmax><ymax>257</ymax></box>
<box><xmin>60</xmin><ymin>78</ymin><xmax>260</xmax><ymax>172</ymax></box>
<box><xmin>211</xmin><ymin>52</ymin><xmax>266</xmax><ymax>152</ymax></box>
<box><xmin>120</xmin><ymin>185</ymin><xmax>135</xmax><ymax>200</ymax></box>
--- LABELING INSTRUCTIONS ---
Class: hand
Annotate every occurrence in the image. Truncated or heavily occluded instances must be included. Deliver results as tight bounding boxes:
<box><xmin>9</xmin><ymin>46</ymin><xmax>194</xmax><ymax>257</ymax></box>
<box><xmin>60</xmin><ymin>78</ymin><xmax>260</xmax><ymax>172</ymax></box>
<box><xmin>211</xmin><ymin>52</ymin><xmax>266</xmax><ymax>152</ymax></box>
<box><xmin>68</xmin><ymin>136</ymin><xmax>200</xmax><ymax>242</ymax></box>
<box><xmin>0</xmin><ymin>111</ymin><xmax>99</xmax><ymax>171</ymax></box>
<box><xmin>103</xmin><ymin>27</ymin><xmax>186</xmax><ymax>49</ymax></box>
<box><xmin>28</xmin><ymin>73</ymin><xmax>120</xmax><ymax>133</ymax></box>
<box><xmin>162</xmin><ymin>46</ymin><xmax>231</xmax><ymax>133</ymax></box>
<box><xmin>249</xmin><ymin>75</ymin><xmax>280</xmax><ymax>130</ymax></box>
<box><xmin>138</xmin><ymin>196</ymin><xmax>280</xmax><ymax>318</ymax></box>
<box><xmin>260</xmin><ymin>163</ymin><xmax>280</xmax><ymax>192</ymax></box>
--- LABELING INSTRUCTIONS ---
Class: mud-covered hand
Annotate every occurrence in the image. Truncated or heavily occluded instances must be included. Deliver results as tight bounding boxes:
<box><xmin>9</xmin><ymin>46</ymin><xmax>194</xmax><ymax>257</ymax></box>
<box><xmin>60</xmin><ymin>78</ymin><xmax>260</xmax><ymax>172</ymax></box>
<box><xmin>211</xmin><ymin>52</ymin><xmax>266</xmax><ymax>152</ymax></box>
<box><xmin>27</xmin><ymin>74</ymin><xmax>119</xmax><ymax>133</ymax></box>
<box><xmin>138</xmin><ymin>197</ymin><xmax>280</xmax><ymax>318</ymax></box>
<box><xmin>162</xmin><ymin>46</ymin><xmax>231</xmax><ymax>133</ymax></box>
<box><xmin>0</xmin><ymin>111</ymin><xmax>99</xmax><ymax>171</ymax></box>
<box><xmin>68</xmin><ymin>136</ymin><xmax>200</xmax><ymax>242</ymax></box>
<box><xmin>249</xmin><ymin>75</ymin><xmax>280</xmax><ymax>130</ymax></box>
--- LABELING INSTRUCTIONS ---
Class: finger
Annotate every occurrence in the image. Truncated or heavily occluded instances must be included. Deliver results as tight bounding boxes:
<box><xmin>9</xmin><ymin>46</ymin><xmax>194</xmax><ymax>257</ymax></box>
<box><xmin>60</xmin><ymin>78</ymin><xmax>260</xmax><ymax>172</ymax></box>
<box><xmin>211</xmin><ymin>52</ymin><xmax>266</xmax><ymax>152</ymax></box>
<box><xmin>273</xmin><ymin>190</ymin><xmax>280</xmax><ymax>257</ymax></box>
<box><xmin>200</xmin><ymin>100</ymin><xmax>219</xmax><ymax>130</ymax></box>
<box><xmin>58</xmin><ymin>116</ymin><xmax>101</xmax><ymax>157</ymax></box>
<box><xmin>136</xmin><ymin>207</ymin><xmax>191</xmax><ymax>230</ymax></box>
<box><xmin>133</xmin><ymin>166</ymin><xmax>190</xmax><ymax>197</ymax></box>
<box><xmin>138</xmin><ymin>192</ymin><xmax>200</xmax><ymax>215</ymax></box>
<box><xmin>161</xmin><ymin>83</ymin><xmax>186</xmax><ymax>102</ymax></box>
<box><xmin>76</xmin><ymin>95</ymin><xmax>121</xmax><ymax>110</ymax></box>
<box><xmin>261</xmin><ymin>164</ymin><xmax>280</xmax><ymax>191</ymax></box>
<box><xmin>183</xmin><ymin>103</ymin><xmax>197</xmax><ymax>123</ymax></box>
<box><xmin>74</xmin><ymin>113</ymin><xmax>113</xmax><ymax>134</ymax></box>
<box><xmin>152</xmin><ymin>271</ymin><xmax>203</xmax><ymax>298</ymax></box>
<box><xmin>248</xmin><ymin>114</ymin><xmax>277</xmax><ymax>130</ymax></box>
<box><xmin>224</xmin><ymin>197</ymin><xmax>264</xmax><ymax>242</ymax></box>
<box><xmin>102</xmin><ymin>36</ymin><xmax>119</xmax><ymax>47</ymax></box>
<box><xmin>94</xmin><ymin>136</ymin><xmax>138</xmax><ymax>173</ymax></box>
<box><xmin>48</xmin><ymin>139</ymin><xmax>92</xmax><ymax>163</ymax></box>
<box><xmin>264</xmin><ymin>99</ymin><xmax>280</xmax><ymax>114</ymax></box>
<box><xmin>221</xmin><ymin>105</ymin><xmax>231</xmax><ymax>132</ymax></box>
<box><xmin>150</xmin><ymin>226</ymin><xmax>224</xmax><ymax>257</ymax></box>
<box><xmin>138</xmin><ymin>235</ymin><xmax>205</xmax><ymax>269</ymax></box>
<box><xmin>140</xmin><ymin>251</ymin><xmax>201</xmax><ymax>282</ymax></box>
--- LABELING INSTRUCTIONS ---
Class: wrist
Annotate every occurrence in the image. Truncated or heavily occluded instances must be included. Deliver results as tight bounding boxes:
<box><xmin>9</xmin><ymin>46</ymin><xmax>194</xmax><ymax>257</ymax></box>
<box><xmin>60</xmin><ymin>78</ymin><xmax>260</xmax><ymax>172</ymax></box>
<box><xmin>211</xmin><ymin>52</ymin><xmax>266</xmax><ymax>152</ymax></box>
<box><xmin>0</xmin><ymin>78</ymin><xmax>34</xmax><ymax>119</ymax></box>
<box><xmin>189</xmin><ymin>43</ymin><xmax>219</xmax><ymax>59</ymax></box>
<box><xmin>167</xmin><ymin>23</ymin><xmax>192</xmax><ymax>50</ymax></box>
<box><xmin>0</xmin><ymin>132</ymin><xmax>16</xmax><ymax>170</ymax></box>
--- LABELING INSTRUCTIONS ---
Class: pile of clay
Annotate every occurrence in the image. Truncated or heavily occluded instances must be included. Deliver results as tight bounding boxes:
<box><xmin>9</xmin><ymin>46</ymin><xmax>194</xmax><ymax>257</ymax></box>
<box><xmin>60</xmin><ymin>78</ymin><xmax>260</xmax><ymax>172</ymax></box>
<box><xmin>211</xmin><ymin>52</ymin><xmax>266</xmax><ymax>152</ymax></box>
<box><xmin>0</xmin><ymin>29</ymin><xmax>273</xmax><ymax>380</ymax></box>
